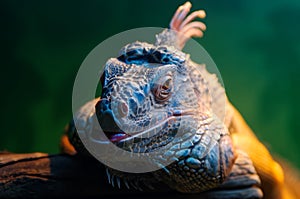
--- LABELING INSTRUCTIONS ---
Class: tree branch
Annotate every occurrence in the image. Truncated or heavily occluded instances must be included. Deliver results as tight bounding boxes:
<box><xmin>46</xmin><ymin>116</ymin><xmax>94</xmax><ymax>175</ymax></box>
<box><xmin>0</xmin><ymin>152</ymin><xmax>261</xmax><ymax>199</ymax></box>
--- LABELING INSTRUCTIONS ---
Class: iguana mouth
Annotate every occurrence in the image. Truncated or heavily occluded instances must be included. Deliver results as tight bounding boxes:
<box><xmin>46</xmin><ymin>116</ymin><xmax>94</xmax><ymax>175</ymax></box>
<box><xmin>104</xmin><ymin>109</ymin><xmax>196</xmax><ymax>143</ymax></box>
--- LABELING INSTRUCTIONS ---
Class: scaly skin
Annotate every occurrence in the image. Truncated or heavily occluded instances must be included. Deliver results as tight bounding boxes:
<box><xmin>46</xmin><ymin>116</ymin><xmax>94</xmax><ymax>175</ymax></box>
<box><xmin>61</xmin><ymin>2</ymin><xmax>300</xmax><ymax>199</ymax></box>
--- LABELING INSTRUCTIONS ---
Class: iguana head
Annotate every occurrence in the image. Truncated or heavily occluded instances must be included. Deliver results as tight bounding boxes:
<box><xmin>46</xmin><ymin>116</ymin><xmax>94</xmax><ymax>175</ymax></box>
<box><xmin>97</xmin><ymin>42</ymin><xmax>206</xmax><ymax>146</ymax></box>
<box><xmin>96</xmin><ymin>41</ymin><xmax>236</xmax><ymax>192</ymax></box>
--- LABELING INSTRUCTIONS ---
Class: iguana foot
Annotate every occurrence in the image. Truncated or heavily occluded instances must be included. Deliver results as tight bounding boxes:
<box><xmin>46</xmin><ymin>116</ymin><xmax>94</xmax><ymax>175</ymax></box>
<box><xmin>170</xmin><ymin>1</ymin><xmax>206</xmax><ymax>49</ymax></box>
<box><xmin>201</xmin><ymin>150</ymin><xmax>263</xmax><ymax>199</ymax></box>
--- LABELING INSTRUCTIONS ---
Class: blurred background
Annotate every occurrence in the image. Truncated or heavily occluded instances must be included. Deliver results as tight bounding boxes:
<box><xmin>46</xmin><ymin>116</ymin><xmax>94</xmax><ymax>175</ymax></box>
<box><xmin>1</xmin><ymin>0</ymin><xmax>299</xmax><ymax>169</ymax></box>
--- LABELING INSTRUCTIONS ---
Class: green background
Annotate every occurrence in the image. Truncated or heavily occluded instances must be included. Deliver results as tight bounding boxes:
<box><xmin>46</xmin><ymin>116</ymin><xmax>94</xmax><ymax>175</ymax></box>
<box><xmin>1</xmin><ymin>0</ymin><xmax>300</xmax><ymax>169</ymax></box>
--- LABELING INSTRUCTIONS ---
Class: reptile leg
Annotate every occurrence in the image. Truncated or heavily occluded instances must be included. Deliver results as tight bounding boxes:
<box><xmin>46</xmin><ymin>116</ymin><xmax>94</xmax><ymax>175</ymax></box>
<box><xmin>201</xmin><ymin>149</ymin><xmax>263</xmax><ymax>199</ymax></box>
<box><xmin>169</xmin><ymin>1</ymin><xmax>206</xmax><ymax>49</ymax></box>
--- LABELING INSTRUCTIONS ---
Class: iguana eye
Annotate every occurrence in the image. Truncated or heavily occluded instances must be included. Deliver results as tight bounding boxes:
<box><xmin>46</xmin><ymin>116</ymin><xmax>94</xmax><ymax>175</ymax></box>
<box><xmin>153</xmin><ymin>75</ymin><xmax>173</xmax><ymax>102</ymax></box>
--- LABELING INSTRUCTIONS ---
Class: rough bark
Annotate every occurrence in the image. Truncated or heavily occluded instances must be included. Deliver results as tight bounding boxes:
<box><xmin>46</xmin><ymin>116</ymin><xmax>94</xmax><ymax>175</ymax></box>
<box><xmin>0</xmin><ymin>152</ymin><xmax>143</xmax><ymax>198</ymax></box>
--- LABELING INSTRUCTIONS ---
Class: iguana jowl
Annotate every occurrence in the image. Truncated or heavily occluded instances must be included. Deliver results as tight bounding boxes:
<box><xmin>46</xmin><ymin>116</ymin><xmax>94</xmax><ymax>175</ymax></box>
<box><xmin>62</xmin><ymin>2</ymin><xmax>300</xmax><ymax>199</ymax></box>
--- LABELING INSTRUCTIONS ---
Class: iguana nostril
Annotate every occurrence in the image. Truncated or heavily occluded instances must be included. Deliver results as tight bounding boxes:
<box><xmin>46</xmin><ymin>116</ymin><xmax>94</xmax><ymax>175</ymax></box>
<box><xmin>118</xmin><ymin>101</ymin><xmax>128</xmax><ymax>117</ymax></box>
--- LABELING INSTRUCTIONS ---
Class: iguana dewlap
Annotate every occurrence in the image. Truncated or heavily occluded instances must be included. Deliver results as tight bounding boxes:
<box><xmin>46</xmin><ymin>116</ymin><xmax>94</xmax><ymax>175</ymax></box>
<box><xmin>62</xmin><ymin>2</ymin><xmax>300</xmax><ymax>199</ymax></box>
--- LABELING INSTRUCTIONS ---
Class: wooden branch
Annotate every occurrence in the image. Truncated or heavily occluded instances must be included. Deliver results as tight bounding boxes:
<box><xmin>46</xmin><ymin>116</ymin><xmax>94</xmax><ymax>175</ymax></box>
<box><xmin>0</xmin><ymin>151</ymin><xmax>261</xmax><ymax>199</ymax></box>
<box><xmin>0</xmin><ymin>152</ymin><xmax>143</xmax><ymax>198</ymax></box>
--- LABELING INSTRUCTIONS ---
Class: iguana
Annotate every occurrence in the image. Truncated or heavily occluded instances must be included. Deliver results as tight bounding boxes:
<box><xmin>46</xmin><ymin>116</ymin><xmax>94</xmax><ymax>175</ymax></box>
<box><xmin>61</xmin><ymin>2</ymin><xmax>300</xmax><ymax>199</ymax></box>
